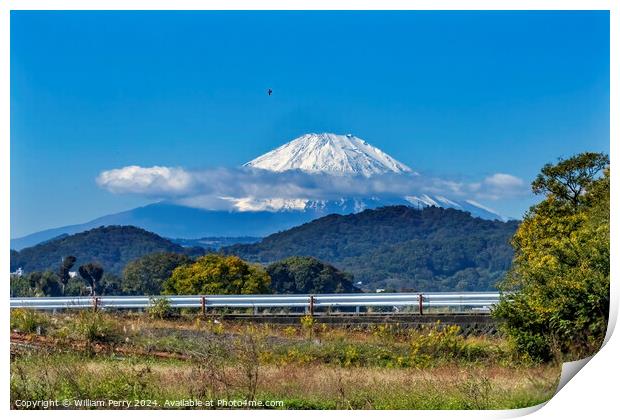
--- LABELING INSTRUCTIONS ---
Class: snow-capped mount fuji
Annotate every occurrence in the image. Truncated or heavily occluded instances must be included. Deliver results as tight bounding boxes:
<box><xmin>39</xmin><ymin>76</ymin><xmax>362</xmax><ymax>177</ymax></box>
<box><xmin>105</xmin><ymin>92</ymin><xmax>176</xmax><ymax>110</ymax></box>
<box><xmin>240</xmin><ymin>132</ymin><xmax>505</xmax><ymax>221</ymax></box>
<box><xmin>11</xmin><ymin>132</ymin><xmax>509</xmax><ymax>250</ymax></box>
<box><xmin>245</xmin><ymin>133</ymin><xmax>413</xmax><ymax>177</ymax></box>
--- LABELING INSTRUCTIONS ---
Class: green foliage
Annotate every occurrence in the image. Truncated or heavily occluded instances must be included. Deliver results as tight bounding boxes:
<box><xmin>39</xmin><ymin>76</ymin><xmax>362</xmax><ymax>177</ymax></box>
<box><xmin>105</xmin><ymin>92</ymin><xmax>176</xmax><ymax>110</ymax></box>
<box><xmin>163</xmin><ymin>254</ymin><xmax>271</xmax><ymax>295</ymax></box>
<box><xmin>267</xmin><ymin>256</ymin><xmax>358</xmax><ymax>294</ymax></box>
<box><xmin>532</xmin><ymin>152</ymin><xmax>609</xmax><ymax>209</ymax></box>
<box><xmin>98</xmin><ymin>273</ymin><xmax>123</xmax><ymax>296</ymax></box>
<box><xmin>73</xmin><ymin>311</ymin><xmax>120</xmax><ymax>343</ymax></box>
<box><xmin>299</xmin><ymin>315</ymin><xmax>315</xmax><ymax>337</ymax></box>
<box><xmin>64</xmin><ymin>275</ymin><xmax>90</xmax><ymax>296</ymax></box>
<box><xmin>494</xmin><ymin>153</ymin><xmax>609</xmax><ymax>362</ymax></box>
<box><xmin>225</xmin><ymin>206</ymin><xmax>518</xmax><ymax>292</ymax></box>
<box><xmin>11</xmin><ymin>225</ymin><xmax>203</xmax><ymax>275</ymax></box>
<box><xmin>122</xmin><ymin>252</ymin><xmax>192</xmax><ymax>295</ymax></box>
<box><xmin>58</xmin><ymin>255</ymin><xmax>77</xmax><ymax>292</ymax></box>
<box><xmin>10</xmin><ymin>309</ymin><xmax>49</xmax><ymax>334</ymax></box>
<box><xmin>10</xmin><ymin>274</ymin><xmax>37</xmax><ymax>297</ymax></box>
<box><xmin>10</xmin><ymin>271</ymin><xmax>63</xmax><ymax>297</ymax></box>
<box><xmin>78</xmin><ymin>263</ymin><xmax>104</xmax><ymax>296</ymax></box>
<box><xmin>148</xmin><ymin>297</ymin><xmax>174</xmax><ymax>319</ymax></box>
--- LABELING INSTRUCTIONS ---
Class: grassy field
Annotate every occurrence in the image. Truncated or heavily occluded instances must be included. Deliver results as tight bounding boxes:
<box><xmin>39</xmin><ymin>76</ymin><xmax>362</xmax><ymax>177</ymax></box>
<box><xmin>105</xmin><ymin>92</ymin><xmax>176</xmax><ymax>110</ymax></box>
<box><xmin>10</xmin><ymin>309</ymin><xmax>560</xmax><ymax>409</ymax></box>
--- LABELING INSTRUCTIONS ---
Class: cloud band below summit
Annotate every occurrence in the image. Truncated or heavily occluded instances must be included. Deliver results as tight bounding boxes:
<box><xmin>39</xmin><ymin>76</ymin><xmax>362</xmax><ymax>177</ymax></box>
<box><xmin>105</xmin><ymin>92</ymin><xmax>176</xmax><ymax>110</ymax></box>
<box><xmin>96</xmin><ymin>165</ymin><xmax>527</xmax><ymax>209</ymax></box>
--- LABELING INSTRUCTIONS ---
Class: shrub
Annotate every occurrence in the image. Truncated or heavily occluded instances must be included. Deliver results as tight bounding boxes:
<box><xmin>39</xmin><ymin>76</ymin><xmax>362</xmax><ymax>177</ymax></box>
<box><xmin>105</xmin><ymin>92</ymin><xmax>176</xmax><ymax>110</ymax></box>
<box><xmin>147</xmin><ymin>297</ymin><xmax>174</xmax><ymax>319</ymax></box>
<box><xmin>10</xmin><ymin>309</ymin><xmax>49</xmax><ymax>334</ymax></box>
<box><xmin>73</xmin><ymin>311</ymin><xmax>120</xmax><ymax>343</ymax></box>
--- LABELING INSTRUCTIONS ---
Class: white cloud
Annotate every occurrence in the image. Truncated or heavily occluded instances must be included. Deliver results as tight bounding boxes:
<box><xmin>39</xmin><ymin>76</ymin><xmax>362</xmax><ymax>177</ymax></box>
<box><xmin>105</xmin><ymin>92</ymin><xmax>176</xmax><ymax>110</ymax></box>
<box><xmin>96</xmin><ymin>165</ymin><xmax>529</xmax><ymax>209</ymax></box>
<box><xmin>474</xmin><ymin>173</ymin><xmax>526</xmax><ymax>200</ymax></box>
<box><xmin>483</xmin><ymin>173</ymin><xmax>525</xmax><ymax>189</ymax></box>
<box><xmin>96</xmin><ymin>165</ymin><xmax>193</xmax><ymax>196</ymax></box>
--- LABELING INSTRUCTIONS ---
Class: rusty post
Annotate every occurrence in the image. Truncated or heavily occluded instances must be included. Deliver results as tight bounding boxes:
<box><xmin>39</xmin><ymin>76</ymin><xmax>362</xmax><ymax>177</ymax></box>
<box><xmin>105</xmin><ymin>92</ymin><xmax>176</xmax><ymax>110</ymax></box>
<box><xmin>310</xmin><ymin>295</ymin><xmax>315</xmax><ymax>316</ymax></box>
<box><xmin>418</xmin><ymin>293</ymin><xmax>424</xmax><ymax>315</ymax></box>
<box><xmin>93</xmin><ymin>297</ymin><xmax>99</xmax><ymax>312</ymax></box>
<box><xmin>201</xmin><ymin>296</ymin><xmax>206</xmax><ymax>317</ymax></box>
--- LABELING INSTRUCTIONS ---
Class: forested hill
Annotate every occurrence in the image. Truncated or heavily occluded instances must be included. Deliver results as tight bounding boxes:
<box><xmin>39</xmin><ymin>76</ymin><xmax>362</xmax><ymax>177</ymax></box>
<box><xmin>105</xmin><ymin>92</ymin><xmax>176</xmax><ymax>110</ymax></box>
<box><xmin>223</xmin><ymin>206</ymin><xmax>519</xmax><ymax>292</ymax></box>
<box><xmin>11</xmin><ymin>225</ymin><xmax>204</xmax><ymax>275</ymax></box>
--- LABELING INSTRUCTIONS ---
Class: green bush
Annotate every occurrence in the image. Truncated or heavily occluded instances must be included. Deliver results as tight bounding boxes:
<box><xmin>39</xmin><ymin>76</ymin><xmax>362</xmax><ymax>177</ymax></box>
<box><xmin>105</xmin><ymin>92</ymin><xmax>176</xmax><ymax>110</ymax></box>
<box><xmin>147</xmin><ymin>297</ymin><xmax>174</xmax><ymax>319</ymax></box>
<box><xmin>73</xmin><ymin>311</ymin><xmax>120</xmax><ymax>343</ymax></box>
<box><xmin>10</xmin><ymin>309</ymin><xmax>49</xmax><ymax>334</ymax></box>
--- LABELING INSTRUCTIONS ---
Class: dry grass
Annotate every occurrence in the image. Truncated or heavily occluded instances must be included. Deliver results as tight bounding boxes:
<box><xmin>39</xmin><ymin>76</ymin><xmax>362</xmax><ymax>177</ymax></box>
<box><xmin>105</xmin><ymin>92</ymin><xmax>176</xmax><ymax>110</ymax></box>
<box><xmin>10</xmin><ymin>311</ymin><xmax>561</xmax><ymax>409</ymax></box>
<box><xmin>11</xmin><ymin>347</ymin><xmax>560</xmax><ymax>409</ymax></box>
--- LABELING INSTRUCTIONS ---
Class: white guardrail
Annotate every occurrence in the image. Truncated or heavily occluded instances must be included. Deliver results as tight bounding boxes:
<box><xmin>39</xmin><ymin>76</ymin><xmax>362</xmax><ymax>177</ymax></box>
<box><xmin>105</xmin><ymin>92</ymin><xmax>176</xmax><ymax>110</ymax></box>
<box><xmin>10</xmin><ymin>292</ymin><xmax>501</xmax><ymax>314</ymax></box>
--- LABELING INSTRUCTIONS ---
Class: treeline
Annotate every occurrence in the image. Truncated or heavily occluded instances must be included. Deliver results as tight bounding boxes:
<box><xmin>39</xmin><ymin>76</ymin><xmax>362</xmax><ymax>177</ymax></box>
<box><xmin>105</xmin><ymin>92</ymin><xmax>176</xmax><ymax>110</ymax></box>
<box><xmin>10</xmin><ymin>225</ymin><xmax>205</xmax><ymax>275</ymax></box>
<box><xmin>224</xmin><ymin>206</ymin><xmax>519</xmax><ymax>291</ymax></box>
<box><xmin>10</xmin><ymin>254</ymin><xmax>358</xmax><ymax>297</ymax></box>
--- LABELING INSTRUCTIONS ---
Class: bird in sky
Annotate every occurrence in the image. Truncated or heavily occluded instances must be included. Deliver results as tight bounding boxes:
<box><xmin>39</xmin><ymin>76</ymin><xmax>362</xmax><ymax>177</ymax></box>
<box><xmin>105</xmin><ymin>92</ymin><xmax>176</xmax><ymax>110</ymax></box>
<box><xmin>267</xmin><ymin>88</ymin><xmax>272</xmax><ymax>96</ymax></box>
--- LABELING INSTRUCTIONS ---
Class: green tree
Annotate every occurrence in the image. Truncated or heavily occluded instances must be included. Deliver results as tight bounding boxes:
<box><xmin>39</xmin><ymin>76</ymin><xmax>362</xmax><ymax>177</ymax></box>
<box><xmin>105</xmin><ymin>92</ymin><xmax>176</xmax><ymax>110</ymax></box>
<box><xmin>58</xmin><ymin>255</ymin><xmax>77</xmax><ymax>294</ymax></box>
<box><xmin>532</xmin><ymin>152</ymin><xmax>609</xmax><ymax>209</ymax></box>
<box><xmin>78</xmin><ymin>263</ymin><xmax>104</xmax><ymax>296</ymax></box>
<box><xmin>12</xmin><ymin>271</ymin><xmax>63</xmax><ymax>297</ymax></box>
<box><xmin>122</xmin><ymin>252</ymin><xmax>192</xmax><ymax>295</ymax></box>
<box><xmin>10</xmin><ymin>274</ymin><xmax>36</xmax><ymax>297</ymax></box>
<box><xmin>163</xmin><ymin>254</ymin><xmax>270</xmax><ymax>295</ymax></box>
<box><xmin>99</xmin><ymin>273</ymin><xmax>123</xmax><ymax>295</ymax></box>
<box><xmin>267</xmin><ymin>256</ymin><xmax>358</xmax><ymax>294</ymax></box>
<box><xmin>494</xmin><ymin>152</ymin><xmax>609</xmax><ymax>362</ymax></box>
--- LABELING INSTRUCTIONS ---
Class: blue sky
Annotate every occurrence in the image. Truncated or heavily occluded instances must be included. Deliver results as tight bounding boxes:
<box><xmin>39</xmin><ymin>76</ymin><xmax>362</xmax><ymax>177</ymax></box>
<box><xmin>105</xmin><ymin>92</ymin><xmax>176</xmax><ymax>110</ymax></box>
<box><xmin>11</xmin><ymin>11</ymin><xmax>609</xmax><ymax>238</ymax></box>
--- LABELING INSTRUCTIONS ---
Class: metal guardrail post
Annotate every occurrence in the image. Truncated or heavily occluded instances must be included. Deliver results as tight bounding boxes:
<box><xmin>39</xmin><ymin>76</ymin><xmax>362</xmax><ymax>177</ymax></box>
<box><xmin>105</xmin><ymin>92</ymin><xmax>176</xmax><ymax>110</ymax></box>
<box><xmin>418</xmin><ymin>294</ymin><xmax>424</xmax><ymax>315</ymax></box>
<box><xmin>201</xmin><ymin>296</ymin><xmax>206</xmax><ymax>317</ymax></box>
<box><xmin>310</xmin><ymin>295</ymin><xmax>315</xmax><ymax>316</ymax></box>
<box><xmin>93</xmin><ymin>297</ymin><xmax>99</xmax><ymax>312</ymax></box>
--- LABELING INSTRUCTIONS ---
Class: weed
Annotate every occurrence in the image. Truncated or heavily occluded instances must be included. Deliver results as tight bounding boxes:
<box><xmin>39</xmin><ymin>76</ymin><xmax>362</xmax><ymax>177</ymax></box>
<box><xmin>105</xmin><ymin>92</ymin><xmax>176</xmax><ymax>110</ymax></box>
<box><xmin>73</xmin><ymin>311</ymin><xmax>120</xmax><ymax>344</ymax></box>
<box><xmin>458</xmin><ymin>374</ymin><xmax>493</xmax><ymax>409</ymax></box>
<box><xmin>11</xmin><ymin>309</ymin><xmax>49</xmax><ymax>334</ymax></box>
<box><xmin>300</xmin><ymin>315</ymin><xmax>315</xmax><ymax>337</ymax></box>
<box><xmin>147</xmin><ymin>297</ymin><xmax>174</xmax><ymax>319</ymax></box>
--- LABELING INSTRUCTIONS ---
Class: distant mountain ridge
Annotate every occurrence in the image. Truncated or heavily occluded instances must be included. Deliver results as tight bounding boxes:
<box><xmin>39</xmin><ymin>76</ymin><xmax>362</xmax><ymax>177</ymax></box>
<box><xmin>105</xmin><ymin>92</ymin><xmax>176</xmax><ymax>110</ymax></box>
<box><xmin>223</xmin><ymin>205</ymin><xmax>519</xmax><ymax>292</ymax></box>
<box><xmin>10</xmin><ymin>225</ymin><xmax>204</xmax><ymax>275</ymax></box>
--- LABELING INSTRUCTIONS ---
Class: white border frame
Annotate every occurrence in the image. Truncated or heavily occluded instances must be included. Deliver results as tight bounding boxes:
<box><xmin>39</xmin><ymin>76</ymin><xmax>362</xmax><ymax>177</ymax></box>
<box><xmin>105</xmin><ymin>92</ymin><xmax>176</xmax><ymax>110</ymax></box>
<box><xmin>1</xmin><ymin>2</ymin><xmax>616</xmax><ymax>420</ymax></box>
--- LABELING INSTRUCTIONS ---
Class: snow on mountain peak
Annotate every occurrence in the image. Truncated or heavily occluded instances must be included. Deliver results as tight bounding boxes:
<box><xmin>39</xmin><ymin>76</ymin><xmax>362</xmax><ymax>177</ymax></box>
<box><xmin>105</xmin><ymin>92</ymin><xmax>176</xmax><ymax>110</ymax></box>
<box><xmin>244</xmin><ymin>133</ymin><xmax>414</xmax><ymax>177</ymax></box>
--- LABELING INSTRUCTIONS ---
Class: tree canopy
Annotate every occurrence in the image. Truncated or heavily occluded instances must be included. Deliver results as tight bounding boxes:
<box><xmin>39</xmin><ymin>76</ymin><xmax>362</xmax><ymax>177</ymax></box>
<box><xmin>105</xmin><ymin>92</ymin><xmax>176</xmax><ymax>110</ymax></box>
<box><xmin>122</xmin><ymin>252</ymin><xmax>192</xmax><ymax>295</ymax></box>
<box><xmin>58</xmin><ymin>255</ymin><xmax>77</xmax><ymax>293</ymax></box>
<box><xmin>163</xmin><ymin>254</ymin><xmax>271</xmax><ymax>295</ymax></box>
<box><xmin>532</xmin><ymin>152</ymin><xmax>609</xmax><ymax>209</ymax></box>
<box><xmin>267</xmin><ymin>256</ymin><xmax>358</xmax><ymax>294</ymax></box>
<box><xmin>11</xmin><ymin>225</ymin><xmax>203</xmax><ymax>275</ymax></box>
<box><xmin>10</xmin><ymin>271</ymin><xmax>62</xmax><ymax>297</ymax></box>
<box><xmin>494</xmin><ymin>152</ymin><xmax>609</xmax><ymax>362</ymax></box>
<box><xmin>78</xmin><ymin>263</ymin><xmax>104</xmax><ymax>296</ymax></box>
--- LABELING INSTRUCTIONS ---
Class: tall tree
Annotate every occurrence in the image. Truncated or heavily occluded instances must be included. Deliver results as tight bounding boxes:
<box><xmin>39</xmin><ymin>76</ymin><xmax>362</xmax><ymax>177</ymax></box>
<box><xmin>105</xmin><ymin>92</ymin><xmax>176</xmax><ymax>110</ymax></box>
<box><xmin>494</xmin><ymin>152</ymin><xmax>609</xmax><ymax>362</ymax></box>
<box><xmin>531</xmin><ymin>152</ymin><xmax>609</xmax><ymax>209</ymax></box>
<box><xmin>78</xmin><ymin>263</ymin><xmax>104</xmax><ymax>296</ymax></box>
<box><xmin>58</xmin><ymin>255</ymin><xmax>77</xmax><ymax>294</ymax></box>
<box><xmin>267</xmin><ymin>256</ymin><xmax>357</xmax><ymax>294</ymax></box>
<box><xmin>123</xmin><ymin>252</ymin><xmax>192</xmax><ymax>295</ymax></box>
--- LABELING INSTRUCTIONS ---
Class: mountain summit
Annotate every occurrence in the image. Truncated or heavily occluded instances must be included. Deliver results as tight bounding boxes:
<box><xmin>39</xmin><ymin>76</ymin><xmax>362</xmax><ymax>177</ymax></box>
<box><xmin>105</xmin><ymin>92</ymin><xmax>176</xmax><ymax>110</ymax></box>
<box><xmin>244</xmin><ymin>133</ymin><xmax>413</xmax><ymax>177</ymax></box>
<box><xmin>11</xmin><ymin>132</ymin><xmax>508</xmax><ymax>250</ymax></box>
